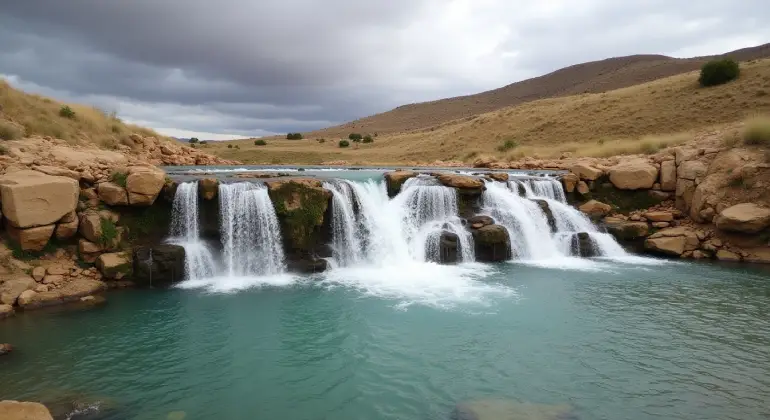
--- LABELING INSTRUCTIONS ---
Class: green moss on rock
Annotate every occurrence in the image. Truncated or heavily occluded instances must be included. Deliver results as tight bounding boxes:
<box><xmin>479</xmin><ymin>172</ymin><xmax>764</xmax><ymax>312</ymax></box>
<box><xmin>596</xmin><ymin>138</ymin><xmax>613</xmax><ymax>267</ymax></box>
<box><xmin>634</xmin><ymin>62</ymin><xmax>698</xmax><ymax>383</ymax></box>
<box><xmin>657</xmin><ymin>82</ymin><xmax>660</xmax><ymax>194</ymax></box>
<box><xmin>267</xmin><ymin>179</ymin><xmax>332</xmax><ymax>251</ymax></box>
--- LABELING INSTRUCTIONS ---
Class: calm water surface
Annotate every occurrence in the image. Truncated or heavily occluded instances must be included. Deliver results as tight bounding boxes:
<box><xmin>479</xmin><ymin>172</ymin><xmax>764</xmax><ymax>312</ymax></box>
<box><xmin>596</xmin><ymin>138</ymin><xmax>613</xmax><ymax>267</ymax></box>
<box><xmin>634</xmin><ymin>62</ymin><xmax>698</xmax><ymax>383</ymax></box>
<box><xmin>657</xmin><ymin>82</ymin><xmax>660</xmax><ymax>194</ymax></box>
<box><xmin>1</xmin><ymin>259</ymin><xmax>770</xmax><ymax>420</ymax></box>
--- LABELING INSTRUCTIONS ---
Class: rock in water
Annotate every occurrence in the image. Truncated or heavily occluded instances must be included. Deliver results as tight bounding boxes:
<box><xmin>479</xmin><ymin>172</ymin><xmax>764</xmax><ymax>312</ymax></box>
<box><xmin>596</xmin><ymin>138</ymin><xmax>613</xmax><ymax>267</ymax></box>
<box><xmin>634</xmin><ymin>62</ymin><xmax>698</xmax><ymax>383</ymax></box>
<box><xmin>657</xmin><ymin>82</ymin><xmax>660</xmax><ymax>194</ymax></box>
<box><xmin>533</xmin><ymin>199</ymin><xmax>556</xmax><ymax>232</ymax></box>
<box><xmin>571</xmin><ymin>232</ymin><xmax>598</xmax><ymax>257</ymax></box>
<box><xmin>438</xmin><ymin>231</ymin><xmax>459</xmax><ymax>264</ymax></box>
<box><xmin>452</xmin><ymin>399</ymin><xmax>575</xmax><ymax>420</ymax></box>
<box><xmin>0</xmin><ymin>343</ymin><xmax>13</xmax><ymax>356</ymax></box>
<box><xmin>132</xmin><ymin>245</ymin><xmax>186</xmax><ymax>287</ymax></box>
<box><xmin>472</xmin><ymin>225</ymin><xmax>511</xmax><ymax>262</ymax></box>
<box><xmin>383</xmin><ymin>171</ymin><xmax>418</xmax><ymax>197</ymax></box>
<box><xmin>0</xmin><ymin>401</ymin><xmax>54</xmax><ymax>420</ymax></box>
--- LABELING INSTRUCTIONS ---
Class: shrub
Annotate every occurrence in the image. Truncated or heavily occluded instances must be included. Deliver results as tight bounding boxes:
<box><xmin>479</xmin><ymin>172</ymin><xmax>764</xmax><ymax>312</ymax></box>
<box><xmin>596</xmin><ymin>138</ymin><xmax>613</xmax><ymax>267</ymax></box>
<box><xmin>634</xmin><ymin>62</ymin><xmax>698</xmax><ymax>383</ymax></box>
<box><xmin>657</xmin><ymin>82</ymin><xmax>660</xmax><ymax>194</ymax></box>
<box><xmin>99</xmin><ymin>218</ymin><xmax>119</xmax><ymax>247</ymax></box>
<box><xmin>496</xmin><ymin>138</ymin><xmax>519</xmax><ymax>152</ymax></box>
<box><xmin>200</xmin><ymin>140</ymin><xmax>208</xmax><ymax>145</ymax></box>
<box><xmin>339</xmin><ymin>140</ymin><xmax>350</xmax><ymax>148</ymax></box>
<box><xmin>699</xmin><ymin>58</ymin><xmax>740</xmax><ymax>87</ymax></box>
<box><xmin>743</xmin><ymin>117</ymin><xmax>770</xmax><ymax>146</ymax></box>
<box><xmin>362</xmin><ymin>134</ymin><xmax>373</xmax><ymax>143</ymax></box>
<box><xmin>348</xmin><ymin>133</ymin><xmax>363</xmax><ymax>142</ymax></box>
<box><xmin>189</xmin><ymin>137</ymin><xmax>199</xmax><ymax>144</ymax></box>
<box><xmin>254</xmin><ymin>139</ymin><xmax>267</xmax><ymax>146</ymax></box>
<box><xmin>110</xmin><ymin>171</ymin><xmax>128</xmax><ymax>187</ymax></box>
<box><xmin>317</xmin><ymin>138</ymin><xmax>326</xmax><ymax>143</ymax></box>
<box><xmin>0</xmin><ymin>120</ymin><xmax>23</xmax><ymax>140</ymax></box>
<box><xmin>59</xmin><ymin>105</ymin><xmax>76</xmax><ymax>119</ymax></box>
<box><xmin>286</xmin><ymin>132</ymin><xmax>303</xmax><ymax>140</ymax></box>
<box><xmin>227</xmin><ymin>144</ymin><xmax>233</xmax><ymax>148</ymax></box>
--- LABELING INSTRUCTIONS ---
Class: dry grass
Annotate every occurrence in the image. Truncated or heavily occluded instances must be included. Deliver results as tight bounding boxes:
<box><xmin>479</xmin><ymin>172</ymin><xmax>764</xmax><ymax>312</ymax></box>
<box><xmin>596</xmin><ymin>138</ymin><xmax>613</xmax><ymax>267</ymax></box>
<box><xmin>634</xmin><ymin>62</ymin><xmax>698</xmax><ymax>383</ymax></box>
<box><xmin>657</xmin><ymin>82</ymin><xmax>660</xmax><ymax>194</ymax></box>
<box><xmin>742</xmin><ymin>115</ymin><xmax>770</xmax><ymax>146</ymax></box>
<box><xmin>0</xmin><ymin>79</ymin><xmax>165</xmax><ymax>149</ymax></box>
<box><xmin>213</xmin><ymin>59</ymin><xmax>770</xmax><ymax>164</ymax></box>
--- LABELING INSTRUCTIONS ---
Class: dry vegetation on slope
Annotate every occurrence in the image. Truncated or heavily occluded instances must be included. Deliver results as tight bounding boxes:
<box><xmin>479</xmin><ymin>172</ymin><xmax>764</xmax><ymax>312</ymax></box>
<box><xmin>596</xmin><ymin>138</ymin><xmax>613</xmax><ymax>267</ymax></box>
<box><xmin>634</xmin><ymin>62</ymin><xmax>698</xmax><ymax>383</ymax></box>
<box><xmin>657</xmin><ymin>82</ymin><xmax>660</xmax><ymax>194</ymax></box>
<box><xmin>0</xmin><ymin>80</ymin><xmax>161</xmax><ymax>149</ymax></box>
<box><xmin>209</xmin><ymin>58</ymin><xmax>770</xmax><ymax>165</ymax></box>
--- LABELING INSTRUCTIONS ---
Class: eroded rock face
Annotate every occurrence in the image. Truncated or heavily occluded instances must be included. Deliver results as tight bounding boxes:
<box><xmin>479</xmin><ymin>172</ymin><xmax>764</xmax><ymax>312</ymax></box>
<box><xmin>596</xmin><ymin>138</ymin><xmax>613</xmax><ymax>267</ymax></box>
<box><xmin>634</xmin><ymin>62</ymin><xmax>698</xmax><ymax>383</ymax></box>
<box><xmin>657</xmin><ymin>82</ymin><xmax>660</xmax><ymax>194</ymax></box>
<box><xmin>0</xmin><ymin>170</ymin><xmax>78</xmax><ymax>228</ymax></box>
<box><xmin>383</xmin><ymin>171</ymin><xmax>417</xmax><ymax>197</ymax></box>
<box><xmin>644</xmin><ymin>227</ymin><xmax>699</xmax><ymax>257</ymax></box>
<box><xmin>714</xmin><ymin>203</ymin><xmax>770</xmax><ymax>234</ymax></box>
<box><xmin>608</xmin><ymin>159</ymin><xmax>658</xmax><ymax>190</ymax></box>
<box><xmin>472</xmin><ymin>225</ymin><xmax>511</xmax><ymax>262</ymax></box>
<box><xmin>266</xmin><ymin>179</ymin><xmax>332</xmax><ymax>254</ymax></box>
<box><xmin>132</xmin><ymin>244</ymin><xmax>186</xmax><ymax>287</ymax></box>
<box><xmin>0</xmin><ymin>400</ymin><xmax>54</xmax><ymax>420</ymax></box>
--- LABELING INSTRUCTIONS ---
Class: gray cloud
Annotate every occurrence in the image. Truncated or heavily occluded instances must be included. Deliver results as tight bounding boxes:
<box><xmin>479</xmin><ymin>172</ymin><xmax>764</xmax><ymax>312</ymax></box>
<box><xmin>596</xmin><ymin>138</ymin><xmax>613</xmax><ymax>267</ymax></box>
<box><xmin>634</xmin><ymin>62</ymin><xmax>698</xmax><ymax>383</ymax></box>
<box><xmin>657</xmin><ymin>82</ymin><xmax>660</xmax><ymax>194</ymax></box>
<box><xmin>0</xmin><ymin>0</ymin><xmax>768</xmax><ymax>139</ymax></box>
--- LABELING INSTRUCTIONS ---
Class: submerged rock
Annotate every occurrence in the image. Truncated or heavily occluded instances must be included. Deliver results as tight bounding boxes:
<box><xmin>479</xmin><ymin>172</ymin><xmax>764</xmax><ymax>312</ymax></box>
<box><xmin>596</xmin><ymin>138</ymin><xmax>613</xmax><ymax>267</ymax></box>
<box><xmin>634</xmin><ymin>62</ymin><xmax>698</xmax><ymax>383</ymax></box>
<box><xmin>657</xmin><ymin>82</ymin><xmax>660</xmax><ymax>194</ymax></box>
<box><xmin>452</xmin><ymin>399</ymin><xmax>575</xmax><ymax>420</ymax></box>
<box><xmin>132</xmin><ymin>244</ymin><xmax>186</xmax><ymax>287</ymax></box>
<box><xmin>571</xmin><ymin>232</ymin><xmax>598</xmax><ymax>257</ymax></box>
<box><xmin>0</xmin><ymin>343</ymin><xmax>13</xmax><ymax>356</ymax></box>
<box><xmin>532</xmin><ymin>199</ymin><xmax>556</xmax><ymax>232</ymax></box>
<box><xmin>17</xmin><ymin>278</ymin><xmax>106</xmax><ymax>310</ymax></box>
<box><xmin>472</xmin><ymin>225</ymin><xmax>511</xmax><ymax>262</ymax></box>
<box><xmin>0</xmin><ymin>400</ymin><xmax>53</xmax><ymax>420</ymax></box>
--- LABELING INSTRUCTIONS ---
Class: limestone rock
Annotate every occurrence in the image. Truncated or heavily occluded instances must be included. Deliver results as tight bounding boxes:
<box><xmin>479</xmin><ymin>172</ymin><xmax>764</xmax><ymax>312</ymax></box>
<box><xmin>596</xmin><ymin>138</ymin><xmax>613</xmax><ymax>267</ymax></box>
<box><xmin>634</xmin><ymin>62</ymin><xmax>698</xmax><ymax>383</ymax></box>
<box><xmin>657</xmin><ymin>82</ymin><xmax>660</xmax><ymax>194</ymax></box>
<box><xmin>17</xmin><ymin>289</ymin><xmax>37</xmax><ymax>306</ymax></box>
<box><xmin>0</xmin><ymin>170</ymin><xmax>79</xmax><ymax>228</ymax></box>
<box><xmin>660</xmin><ymin>160</ymin><xmax>676</xmax><ymax>191</ymax></box>
<box><xmin>96</xmin><ymin>252</ymin><xmax>132</xmax><ymax>279</ymax></box>
<box><xmin>0</xmin><ymin>303</ymin><xmax>15</xmax><ymax>319</ymax></box>
<box><xmin>32</xmin><ymin>266</ymin><xmax>46</xmax><ymax>282</ymax></box>
<box><xmin>383</xmin><ymin>171</ymin><xmax>417</xmax><ymax>197</ymax></box>
<box><xmin>570</xmin><ymin>162</ymin><xmax>603</xmax><ymax>180</ymax></box>
<box><xmin>55</xmin><ymin>219</ymin><xmax>79</xmax><ymax>241</ymax></box>
<box><xmin>714</xmin><ymin>203</ymin><xmax>770</xmax><ymax>234</ymax></box>
<box><xmin>608</xmin><ymin>159</ymin><xmax>658</xmax><ymax>190</ymax></box>
<box><xmin>677</xmin><ymin>160</ymin><xmax>708</xmax><ymax>181</ymax></box>
<box><xmin>6</xmin><ymin>224</ymin><xmax>56</xmax><ymax>251</ymax></box>
<box><xmin>436</xmin><ymin>174</ymin><xmax>484</xmax><ymax>190</ymax></box>
<box><xmin>644</xmin><ymin>227</ymin><xmax>700</xmax><ymax>256</ymax></box>
<box><xmin>605</xmin><ymin>220</ymin><xmax>649</xmax><ymax>241</ymax></box>
<box><xmin>97</xmin><ymin>182</ymin><xmax>129</xmax><ymax>206</ymax></box>
<box><xmin>17</xmin><ymin>278</ymin><xmax>106</xmax><ymax>309</ymax></box>
<box><xmin>32</xmin><ymin>165</ymin><xmax>81</xmax><ymax>180</ymax></box>
<box><xmin>472</xmin><ymin>225</ymin><xmax>511</xmax><ymax>262</ymax></box>
<box><xmin>578</xmin><ymin>200</ymin><xmax>612</xmax><ymax>218</ymax></box>
<box><xmin>126</xmin><ymin>166</ymin><xmax>165</xmax><ymax>206</ymax></box>
<box><xmin>560</xmin><ymin>173</ymin><xmax>578</xmax><ymax>193</ymax></box>
<box><xmin>644</xmin><ymin>211</ymin><xmax>673</xmax><ymax>222</ymax></box>
<box><xmin>0</xmin><ymin>400</ymin><xmax>53</xmax><ymax>420</ymax></box>
<box><xmin>198</xmin><ymin>178</ymin><xmax>219</xmax><ymax>200</ymax></box>
<box><xmin>132</xmin><ymin>245</ymin><xmax>186</xmax><ymax>287</ymax></box>
<box><xmin>716</xmin><ymin>250</ymin><xmax>742</xmax><ymax>262</ymax></box>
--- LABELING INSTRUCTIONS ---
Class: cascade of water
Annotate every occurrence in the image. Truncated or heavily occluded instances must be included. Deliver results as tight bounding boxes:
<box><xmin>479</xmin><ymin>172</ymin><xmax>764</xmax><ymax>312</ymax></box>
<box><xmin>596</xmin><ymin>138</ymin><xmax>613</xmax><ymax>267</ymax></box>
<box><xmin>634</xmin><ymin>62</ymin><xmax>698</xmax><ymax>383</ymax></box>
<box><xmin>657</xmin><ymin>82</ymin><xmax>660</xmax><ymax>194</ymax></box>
<box><xmin>510</xmin><ymin>178</ymin><xmax>566</xmax><ymax>203</ymax></box>
<box><xmin>219</xmin><ymin>182</ymin><xmax>286</xmax><ymax>276</ymax></box>
<box><xmin>169</xmin><ymin>181</ymin><xmax>217</xmax><ymax>280</ymax></box>
<box><xmin>323</xmin><ymin>180</ymin><xmax>364</xmax><ymax>266</ymax></box>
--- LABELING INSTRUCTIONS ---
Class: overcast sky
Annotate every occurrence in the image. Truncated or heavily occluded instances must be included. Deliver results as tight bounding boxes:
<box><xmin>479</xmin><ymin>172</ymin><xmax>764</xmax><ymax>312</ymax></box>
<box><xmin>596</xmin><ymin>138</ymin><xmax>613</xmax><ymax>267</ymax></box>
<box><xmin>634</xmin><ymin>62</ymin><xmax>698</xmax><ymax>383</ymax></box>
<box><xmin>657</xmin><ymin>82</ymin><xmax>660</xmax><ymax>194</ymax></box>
<box><xmin>1</xmin><ymin>1</ymin><xmax>768</xmax><ymax>140</ymax></box>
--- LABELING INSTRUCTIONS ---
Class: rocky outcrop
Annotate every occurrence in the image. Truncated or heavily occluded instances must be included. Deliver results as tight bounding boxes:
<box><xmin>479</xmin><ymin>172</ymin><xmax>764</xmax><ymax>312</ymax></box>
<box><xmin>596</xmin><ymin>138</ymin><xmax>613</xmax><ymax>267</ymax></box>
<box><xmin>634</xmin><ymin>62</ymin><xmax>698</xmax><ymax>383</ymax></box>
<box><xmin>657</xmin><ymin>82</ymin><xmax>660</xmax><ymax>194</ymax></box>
<box><xmin>266</xmin><ymin>179</ymin><xmax>332</xmax><ymax>254</ymax></box>
<box><xmin>132</xmin><ymin>244</ymin><xmax>186</xmax><ymax>287</ymax></box>
<box><xmin>472</xmin><ymin>225</ymin><xmax>511</xmax><ymax>262</ymax></box>
<box><xmin>383</xmin><ymin>171</ymin><xmax>417</xmax><ymax>197</ymax></box>
<box><xmin>96</xmin><ymin>252</ymin><xmax>132</xmax><ymax>279</ymax></box>
<box><xmin>571</xmin><ymin>232</ymin><xmax>597</xmax><ymax>257</ymax></box>
<box><xmin>0</xmin><ymin>275</ymin><xmax>36</xmax><ymax>305</ymax></box>
<box><xmin>644</xmin><ymin>227</ymin><xmax>700</xmax><ymax>257</ymax></box>
<box><xmin>199</xmin><ymin>178</ymin><xmax>219</xmax><ymax>200</ymax></box>
<box><xmin>0</xmin><ymin>170</ymin><xmax>78</xmax><ymax>228</ymax></box>
<box><xmin>97</xmin><ymin>182</ymin><xmax>129</xmax><ymax>206</ymax></box>
<box><xmin>608</xmin><ymin>159</ymin><xmax>658</xmax><ymax>190</ymax></box>
<box><xmin>578</xmin><ymin>200</ymin><xmax>611</xmax><ymax>218</ymax></box>
<box><xmin>5</xmin><ymin>224</ymin><xmax>56</xmax><ymax>252</ymax></box>
<box><xmin>17</xmin><ymin>278</ymin><xmax>106</xmax><ymax>309</ymax></box>
<box><xmin>714</xmin><ymin>203</ymin><xmax>770</xmax><ymax>234</ymax></box>
<box><xmin>126</xmin><ymin>166</ymin><xmax>166</xmax><ymax>205</ymax></box>
<box><xmin>0</xmin><ymin>401</ymin><xmax>54</xmax><ymax>420</ymax></box>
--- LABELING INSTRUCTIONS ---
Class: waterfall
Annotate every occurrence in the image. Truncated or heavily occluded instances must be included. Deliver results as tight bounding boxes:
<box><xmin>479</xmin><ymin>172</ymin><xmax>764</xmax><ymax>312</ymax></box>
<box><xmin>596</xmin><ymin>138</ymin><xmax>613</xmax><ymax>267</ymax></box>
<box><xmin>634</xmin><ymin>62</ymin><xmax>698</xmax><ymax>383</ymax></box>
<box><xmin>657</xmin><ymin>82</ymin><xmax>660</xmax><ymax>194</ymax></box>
<box><xmin>169</xmin><ymin>181</ymin><xmax>217</xmax><ymax>279</ymax></box>
<box><xmin>219</xmin><ymin>182</ymin><xmax>286</xmax><ymax>276</ymax></box>
<box><xmin>323</xmin><ymin>180</ymin><xmax>364</xmax><ymax>266</ymax></box>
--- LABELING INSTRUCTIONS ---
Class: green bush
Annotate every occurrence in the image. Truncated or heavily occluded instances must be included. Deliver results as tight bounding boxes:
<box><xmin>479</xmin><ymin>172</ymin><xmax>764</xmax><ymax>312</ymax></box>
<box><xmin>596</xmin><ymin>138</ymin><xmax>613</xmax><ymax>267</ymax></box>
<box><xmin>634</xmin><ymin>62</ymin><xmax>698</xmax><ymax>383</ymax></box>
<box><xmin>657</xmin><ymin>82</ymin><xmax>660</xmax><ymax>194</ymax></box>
<box><xmin>362</xmin><ymin>134</ymin><xmax>373</xmax><ymax>143</ymax></box>
<box><xmin>110</xmin><ymin>171</ymin><xmax>128</xmax><ymax>187</ymax></box>
<box><xmin>286</xmin><ymin>132</ymin><xmax>303</xmax><ymax>140</ymax></box>
<box><xmin>189</xmin><ymin>137</ymin><xmax>200</xmax><ymax>144</ymax></box>
<box><xmin>254</xmin><ymin>139</ymin><xmax>267</xmax><ymax>146</ymax></box>
<box><xmin>348</xmin><ymin>133</ymin><xmax>363</xmax><ymax>142</ymax></box>
<box><xmin>227</xmin><ymin>144</ymin><xmax>233</xmax><ymax>148</ymax></box>
<box><xmin>496</xmin><ymin>138</ymin><xmax>519</xmax><ymax>152</ymax></box>
<box><xmin>59</xmin><ymin>105</ymin><xmax>76</xmax><ymax>119</ymax></box>
<box><xmin>699</xmin><ymin>58</ymin><xmax>740</xmax><ymax>87</ymax></box>
<box><xmin>0</xmin><ymin>120</ymin><xmax>23</xmax><ymax>140</ymax></box>
<box><xmin>339</xmin><ymin>140</ymin><xmax>350</xmax><ymax>148</ymax></box>
<box><xmin>99</xmin><ymin>218</ymin><xmax>119</xmax><ymax>247</ymax></box>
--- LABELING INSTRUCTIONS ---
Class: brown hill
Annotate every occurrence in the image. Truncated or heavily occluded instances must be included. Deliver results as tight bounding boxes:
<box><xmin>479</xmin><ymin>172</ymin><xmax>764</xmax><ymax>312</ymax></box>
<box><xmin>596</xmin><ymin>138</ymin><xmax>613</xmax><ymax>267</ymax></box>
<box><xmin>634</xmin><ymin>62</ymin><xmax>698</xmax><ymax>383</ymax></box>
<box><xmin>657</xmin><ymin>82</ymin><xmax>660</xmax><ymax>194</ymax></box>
<box><xmin>305</xmin><ymin>43</ymin><xmax>770</xmax><ymax>138</ymax></box>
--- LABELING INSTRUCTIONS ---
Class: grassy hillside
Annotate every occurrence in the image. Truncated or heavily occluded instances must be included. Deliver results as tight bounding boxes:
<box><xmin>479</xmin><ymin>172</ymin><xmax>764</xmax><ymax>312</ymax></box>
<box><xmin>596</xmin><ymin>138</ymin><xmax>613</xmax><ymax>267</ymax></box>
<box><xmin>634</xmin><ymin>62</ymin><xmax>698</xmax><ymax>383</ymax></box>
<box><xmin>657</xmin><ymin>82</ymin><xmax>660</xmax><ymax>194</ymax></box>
<box><xmin>0</xmin><ymin>79</ymin><xmax>162</xmax><ymax>149</ymax></box>
<box><xmin>209</xmin><ymin>58</ymin><xmax>770</xmax><ymax>164</ymax></box>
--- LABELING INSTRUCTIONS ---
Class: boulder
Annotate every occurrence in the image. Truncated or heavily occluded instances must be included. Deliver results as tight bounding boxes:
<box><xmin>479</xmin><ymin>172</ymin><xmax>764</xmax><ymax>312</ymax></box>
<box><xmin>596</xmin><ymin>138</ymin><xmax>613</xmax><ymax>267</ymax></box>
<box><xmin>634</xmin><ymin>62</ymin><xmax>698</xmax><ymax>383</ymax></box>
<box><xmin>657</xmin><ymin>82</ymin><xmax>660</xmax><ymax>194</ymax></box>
<box><xmin>677</xmin><ymin>160</ymin><xmax>708</xmax><ymax>181</ymax></box>
<box><xmin>5</xmin><ymin>224</ymin><xmax>55</xmax><ymax>252</ymax></box>
<box><xmin>126</xmin><ymin>166</ymin><xmax>165</xmax><ymax>206</ymax></box>
<box><xmin>97</xmin><ymin>182</ymin><xmax>129</xmax><ymax>206</ymax></box>
<box><xmin>659</xmin><ymin>160</ymin><xmax>676</xmax><ymax>191</ymax></box>
<box><xmin>644</xmin><ymin>211</ymin><xmax>674</xmax><ymax>222</ymax></box>
<box><xmin>383</xmin><ymin>171</ymin><xmax>417</xmax><ymax>197</ymax></box>
<box><xmin>17</xmin><ymin>289</ymin><xmax>37</xmax><ymax>306</ymax></box>
<box><xmin>472</xmin><ymin>225</ymin><xmax>511</xmax><ymax>262</ymax></box>
<box><xmin>55</xmin><ymin>218</ymin><xmax>79</xmax><ymax>241</ymax></box>
<box><xmin>578</xmin><ymin>200</ymin><xmax>611</xmax><ymax>218</ymax></box>
<box><xmin>0</xmin><ymin>343</ymin><xmax>13</xmax><ymax>356</ymax></box>
<box><xmin>0</xmin><ymin>303</ymin><xmax>14</xmax><ymax>319</ymax></box>
<box><xmin>576</xmin><ymin>181</ymin><xmax>590</xmax><ymax>195</ymax></box>
<box><xmin>78</xmin><ymin>239</ymin><xmax>102</xmax><ymax>255</ymax></box>
<box><xmin>96</xmin><ymin>252</ymin><xmax>132</xmax><ymax>279</ymax></box>
<box><xmin>644</xmin><ymin>227</ymin><xmax>700</xmax><ymax>257</ymax></box>
<box><xmin>714</xmin><ymin>203</ymin><xmax>770</xmax><ymax>234</ymax></box>
<box><xmin>31</xmin><ymin>266</ymin><xmax>46</xmax><ymax>282</ymax></box>
<box><xmin>0</xmin><ymin>401</ymin><xmax>53</xmax><ymax>420</ymax></box>
<box><xmin>570</xmin><ymin>162</ymin><xmax>603</xmax><ymax>180</ymax></box>
<box><xmin>608</xmin><ymin>159</ymin><xmax>658</xmax><ymax>190</ymax></box>
<box><xmin>467</xmin><ymin>215</ymin><xmax>494</xmax><ymax>229</ymax></box>
<box><xmin>433</xmin><ymin>231</ymin><xmax>459</xmax><ymax>264</ymax></box>
<box><xmin>17</xmin><ymin>278</ymin><xmax>106</xmax><ymax>309</ymax></box>
<box><xmin>716</xmin><ymin>250</ymin><xmax>742</xmax><ymax>262</ymax></box>
<box><xmin>132</xmin><ymin>244</ymin><xmax>186</xmax><ymax>287</ymax></box>
<box><xmin>485</xmin><ymin>172</ymin><xmax>509</xmax><ymax>182</ymax></box>
<box><xmin>560</xmin><ymin>173</ymin><xmax>578</xmax><ymax>193</ymax></box>
<box><xmin>79</xmin><ymin>212</ymin><xmax>103</xmax><ymax>243</ymax></box>
<box><xmin>42</xmin><ymin>275</ymin><xmax>64</xmax><ymax>285</ymax></box>
<box><xmin>0</xmin><ymin>170</ymin><xmax>79</xmax><ymax>228</ymax></box>
<box><xmin>570</xmin><ymin>232</ymin><xmax>598</xmax><ymax>257</ymax></box>
<box><xmin>436</xmin><ymin>174</ymin><xmax>484</xmax><ymax>190</ymax></box>
<box><xmin>604</xmin><ymin>220</ymin><xmax>649</xmax><ymax>241</ymax></box>
<box><xmin>266</xmin><ymin>179</ymin><xmax>332</xmax><ymax>252</ymax></box>
<box><xmin>675</xmin><ymin>148</ymin><xmax>698</xmax><ymax>165</ymax></box>
<box><xmin>198</xmin><ymin>178</ymin><xmax>219</xmax><ymax>200</ymax></box>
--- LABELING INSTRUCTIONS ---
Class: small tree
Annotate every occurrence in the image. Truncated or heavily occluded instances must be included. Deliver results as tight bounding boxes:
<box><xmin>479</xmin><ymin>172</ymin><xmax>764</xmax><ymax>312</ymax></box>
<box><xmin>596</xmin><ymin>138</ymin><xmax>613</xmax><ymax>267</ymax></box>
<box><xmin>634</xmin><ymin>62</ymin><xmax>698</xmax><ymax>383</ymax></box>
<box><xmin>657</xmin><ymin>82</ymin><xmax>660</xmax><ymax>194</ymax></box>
<box><xmin>339</xmin><ymin>139</ymin><xmax>350</xmax><ymax>148</ymax></box>
<box><xmin>227</xmin><ymin>144</ymin><xmax>233</xmax><ymax>149</ymax></box>
<box><xmin>362</xmin><ymin>134</ymin><xmax>373</xmax><ymax>143</ymax></box>
<box><xmin>699</xmin><ymin>58</ymin><xmax>740</xmax><ymax>87</ymax></box>
<box><xmin>348</xmin><ymin>133</ymin><xmax>362</xmax><ymax>142</ymax></box>
<box><xmin>59</xmin><ymin>105</ymin><xmax>76</xmax><ymax>119</ymax></box>
<box><xmin>189</xmin><ymin>137</ymin><xmax>199</xmax><ymax>144</ymax></box>
<box><xmin>254</xmin><ymin>139</ymin><xmax>267</xmax><ymax>146</ymax></box>
<box><xmin>286</xmin><ymin>132</ymin><xmax>303</xmax><ymax>140</ymax></box>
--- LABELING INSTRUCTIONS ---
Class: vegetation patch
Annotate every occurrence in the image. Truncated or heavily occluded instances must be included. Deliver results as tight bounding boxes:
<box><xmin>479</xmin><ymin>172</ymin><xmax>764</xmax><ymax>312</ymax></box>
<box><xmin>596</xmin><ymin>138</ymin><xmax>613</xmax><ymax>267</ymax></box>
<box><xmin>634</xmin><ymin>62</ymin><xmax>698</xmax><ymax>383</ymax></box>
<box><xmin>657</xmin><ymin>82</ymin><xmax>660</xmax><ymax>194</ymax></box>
<box><xmin>99</xmin><ymin>217</ymin><xmax>119</xmax><ymax>247</ymax></box>
<box><xmin>742</xmin><ymin>116</ymin><xmax>770</xmax><ymax>146</ymax></box>
<box><xmin>496</xmin><ymin>137</ymin><xmax>519</xmax><ymax>152</ymax></box>
<box><xmin>699</xmin><ymin>58</ymin><xmax>740</xmax><ymax>87</ymax></box>
<box><xmin>362</xmin><ymin>134</ymin><xmax>374</xmax><ymax>143</ymax></box>
<box><xmin>269</xmin><ymin>182</ymin><xmax>330</xmax><ymax>251</ymax></box>
<box><xmin>286</xmin><ymin>132</ymin><xmax>303</xmax><ymax>140</ymax></box>
<box><xmin>339</xmin><ymin>140</ymin><xmax>350</xmax><ymax>148</ymax></box>
<box><xmin>254</xmin><ymin>139</ymin><xmax>267</xmax><ymax>146</ymax></box>
<box><xmin>110</xmin><ymin>171</ymin><xmax>129</xmax><ymax>188</ymax></box>
<box><xmin>59</xmin><ymin>105</ymin><xmax>76</xmax><ymax>119</ymax></box>
<box><xmin>0</xmin><ymin>120</ymin><xmax>24</xmax><ymax>140</ymax></box>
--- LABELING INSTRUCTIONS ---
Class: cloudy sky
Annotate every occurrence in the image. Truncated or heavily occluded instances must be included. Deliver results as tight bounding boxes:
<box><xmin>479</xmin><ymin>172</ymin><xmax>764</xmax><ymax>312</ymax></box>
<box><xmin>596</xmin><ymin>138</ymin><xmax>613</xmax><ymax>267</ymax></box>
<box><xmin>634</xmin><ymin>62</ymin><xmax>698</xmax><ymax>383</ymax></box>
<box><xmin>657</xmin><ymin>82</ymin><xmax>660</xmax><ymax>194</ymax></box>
<box><xmin>1</xmin><ymin>1</ymin><xmax>768</xmax><ymax>140</ymax></box>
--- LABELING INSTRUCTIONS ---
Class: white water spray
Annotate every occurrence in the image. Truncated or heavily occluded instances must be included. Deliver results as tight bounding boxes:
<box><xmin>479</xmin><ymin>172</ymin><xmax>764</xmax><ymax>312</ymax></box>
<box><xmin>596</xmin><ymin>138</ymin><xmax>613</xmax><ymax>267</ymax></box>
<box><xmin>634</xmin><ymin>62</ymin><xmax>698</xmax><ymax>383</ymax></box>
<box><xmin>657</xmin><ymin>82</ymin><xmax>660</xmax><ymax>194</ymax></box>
<box><xmin>169</xmin><ymin>181</ymin><xmax>217</xmax><ymax>280</ymax></box>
